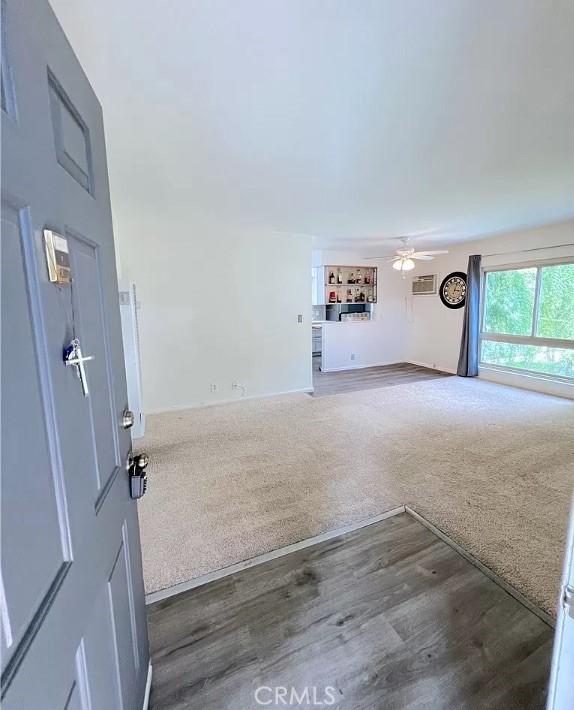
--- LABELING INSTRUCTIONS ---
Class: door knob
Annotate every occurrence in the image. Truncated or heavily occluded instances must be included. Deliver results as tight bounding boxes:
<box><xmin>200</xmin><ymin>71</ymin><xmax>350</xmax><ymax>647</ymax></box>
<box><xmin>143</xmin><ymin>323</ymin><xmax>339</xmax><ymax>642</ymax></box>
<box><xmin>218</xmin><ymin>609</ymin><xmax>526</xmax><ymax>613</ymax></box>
<box><xmin>122</xmin><ymin>409</ymin><xmax>135</xmax><ymax>429</ymax></box>
<box><xmin>127</xmin><ymin>451</ymin><xmax>149</xmax><ymax>500</ymax></box>
<box><xmin>130</xmin><ymin>452</ymin><xmax>149</xmax><ymax>470</ymax></box>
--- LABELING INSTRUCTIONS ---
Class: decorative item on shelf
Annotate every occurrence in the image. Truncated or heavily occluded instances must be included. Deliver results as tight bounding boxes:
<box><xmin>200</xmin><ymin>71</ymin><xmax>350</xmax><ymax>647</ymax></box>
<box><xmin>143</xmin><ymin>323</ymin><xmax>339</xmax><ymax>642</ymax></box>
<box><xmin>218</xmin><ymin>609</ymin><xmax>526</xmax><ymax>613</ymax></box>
<box><xmin>323</xmin><ymin>265</ymin><xmax>377</xmax><ymax>304</ymax></box>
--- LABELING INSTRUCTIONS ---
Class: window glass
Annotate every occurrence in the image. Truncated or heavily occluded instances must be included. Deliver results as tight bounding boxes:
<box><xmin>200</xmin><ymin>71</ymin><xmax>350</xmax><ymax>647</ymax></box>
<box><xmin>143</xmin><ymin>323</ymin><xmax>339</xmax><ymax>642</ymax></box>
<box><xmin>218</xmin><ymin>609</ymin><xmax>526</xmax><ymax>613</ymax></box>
<box><xmin>536</xmin><ymin>264</ymin><xmax>574</xmax><ymax>340</ymax></box>
<box><xmin>481</xmin><ymin>341</ymin><xmax>574</xmax><ymax>379</ymax></box>
<box><xmin>483</xmin><ymin>268</ymin><xmax>537</xmax><ymax>336</ymax></box>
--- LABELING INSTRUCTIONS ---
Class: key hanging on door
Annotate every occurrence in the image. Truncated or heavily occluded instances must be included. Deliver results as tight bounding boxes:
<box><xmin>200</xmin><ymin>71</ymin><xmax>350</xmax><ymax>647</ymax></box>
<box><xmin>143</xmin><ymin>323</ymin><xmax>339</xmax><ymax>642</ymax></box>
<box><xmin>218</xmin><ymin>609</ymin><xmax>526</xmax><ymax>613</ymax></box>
<box><xmin>64</xmin><ymin>338</ymin><xmax>94</xmax><ymax>397</ymax></box>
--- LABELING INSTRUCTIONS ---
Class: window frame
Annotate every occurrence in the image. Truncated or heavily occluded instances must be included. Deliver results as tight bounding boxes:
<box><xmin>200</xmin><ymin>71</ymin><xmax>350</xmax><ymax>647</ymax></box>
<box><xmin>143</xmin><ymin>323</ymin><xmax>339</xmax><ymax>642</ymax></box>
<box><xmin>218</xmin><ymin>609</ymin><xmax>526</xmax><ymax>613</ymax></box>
<box><xmin>479</xmin><ymin>257</ymin><xmax>574</xmax><ymax>381</ymax></box>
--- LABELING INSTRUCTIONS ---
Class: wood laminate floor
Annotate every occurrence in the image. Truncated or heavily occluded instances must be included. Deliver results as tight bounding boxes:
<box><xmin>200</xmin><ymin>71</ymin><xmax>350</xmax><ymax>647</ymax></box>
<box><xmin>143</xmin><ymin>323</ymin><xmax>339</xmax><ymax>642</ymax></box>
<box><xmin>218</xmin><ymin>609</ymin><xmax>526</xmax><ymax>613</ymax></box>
<box><xmin>311</xmin><ymin>357</ymin><xmax>452</xmax><ymax>396</ymax></box>
<box><xmin>147</xmin><ymin>512</ymin><xmax>553</xmax><ymax>710</ymax></box>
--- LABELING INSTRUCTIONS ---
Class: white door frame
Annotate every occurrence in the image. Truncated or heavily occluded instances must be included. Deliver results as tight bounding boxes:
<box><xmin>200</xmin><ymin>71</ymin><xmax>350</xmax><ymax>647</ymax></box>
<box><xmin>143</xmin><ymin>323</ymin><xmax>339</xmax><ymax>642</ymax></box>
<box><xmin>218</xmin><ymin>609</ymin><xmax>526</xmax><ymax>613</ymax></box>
<box><xmin>547</xmin><ymin>491</ymin><xmax>574</xmax><ymax>709</ymax></box>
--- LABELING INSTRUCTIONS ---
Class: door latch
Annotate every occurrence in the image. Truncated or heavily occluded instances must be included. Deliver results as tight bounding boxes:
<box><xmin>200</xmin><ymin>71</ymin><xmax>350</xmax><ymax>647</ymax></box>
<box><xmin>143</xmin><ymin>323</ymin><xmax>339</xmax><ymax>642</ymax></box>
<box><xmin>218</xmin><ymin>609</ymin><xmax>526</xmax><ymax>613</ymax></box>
<box><xmin>122</xmin><ymin>409</ymin><xmax>135</xmax><ymax>429</ymax></box>
<box><xmin>563</xmin><ymin>584</ymin><xmax>574</xmax><ymax>620</ymax></box>
<box><xmin>127</xmin><ymin>451</ymin><xmax>149</xmax><ymax>499</ymax></box>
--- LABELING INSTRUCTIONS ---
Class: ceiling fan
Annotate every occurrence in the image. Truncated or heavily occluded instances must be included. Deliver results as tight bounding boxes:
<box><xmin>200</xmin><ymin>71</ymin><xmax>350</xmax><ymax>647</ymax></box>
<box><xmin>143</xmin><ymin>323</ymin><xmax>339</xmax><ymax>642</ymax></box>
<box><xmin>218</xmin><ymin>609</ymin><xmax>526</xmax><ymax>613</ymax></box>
<box><xmin>368</xmin><ymin>237</ymin><xmax>449</xmax><ymax>273</ymax></box>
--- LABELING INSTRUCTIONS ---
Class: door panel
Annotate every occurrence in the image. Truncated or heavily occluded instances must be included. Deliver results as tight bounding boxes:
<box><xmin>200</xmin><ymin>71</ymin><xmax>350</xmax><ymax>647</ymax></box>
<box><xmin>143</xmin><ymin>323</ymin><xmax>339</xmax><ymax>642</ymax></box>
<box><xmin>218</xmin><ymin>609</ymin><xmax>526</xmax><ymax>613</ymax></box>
<box><xmin>1</xmin><ymin>1</ymin><xmax>149</xmax><ymax>707</ymax></box>
<box><xmin>108</xmin><ymin>535</ymin><xmax>139</xmax><ymax>708</ymax></box>
<box><xmin>1</xmin><ymin>201</ymin><xmax>70</xmax><ymax>664</ymax></box>
<box><xmin>68</xmin><ymin>233</ymin><xmax>119</xmax><ymax>498</ymax></box>
<box><xmin>64</xmin><ymin>684</ymin><xmax>84</xmax><ymax>710</ymax></box>
<box><xmin>82</xmin><ymin>580</ymin><xmax>123</xmax><ymax>710</ymax></box>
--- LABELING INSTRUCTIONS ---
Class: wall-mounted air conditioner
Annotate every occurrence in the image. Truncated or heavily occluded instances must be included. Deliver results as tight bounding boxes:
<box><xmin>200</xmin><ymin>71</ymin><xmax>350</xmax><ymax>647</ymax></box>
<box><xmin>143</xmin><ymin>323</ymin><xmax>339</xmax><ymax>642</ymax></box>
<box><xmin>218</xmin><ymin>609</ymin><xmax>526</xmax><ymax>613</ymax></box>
<box><xmin>119</xmin><ymin>281</ymin><xmax>145</xmax><ymax>439</ymax></box>
<box><xmin>412</xmin><ymin>274</ymin><xmax>437</xmax><ymax>295</ymax></box>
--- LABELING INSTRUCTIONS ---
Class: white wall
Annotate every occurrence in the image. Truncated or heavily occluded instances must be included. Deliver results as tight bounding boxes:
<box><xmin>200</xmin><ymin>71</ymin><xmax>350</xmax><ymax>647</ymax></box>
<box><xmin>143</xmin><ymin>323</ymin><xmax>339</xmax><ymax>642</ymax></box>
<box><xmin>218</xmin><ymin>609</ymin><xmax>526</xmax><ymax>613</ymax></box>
<box><xmin>313</xmin><ymin>250</ymin><xmax>408</xmax><ymax>371</ymax></box>
<box><xmin>405</xmin><ymin>220</ymin><xmax>574</xmax><ymax>395</ymax></box>
<box><xmin>120</xmin><ymin>210</ymin><xmax>312</xmax><ymax>413</ymax></box>
<box><xmin>120</xmin><ymin>218</ymin><xmax>572</xmax><ymax>412</ymax></box>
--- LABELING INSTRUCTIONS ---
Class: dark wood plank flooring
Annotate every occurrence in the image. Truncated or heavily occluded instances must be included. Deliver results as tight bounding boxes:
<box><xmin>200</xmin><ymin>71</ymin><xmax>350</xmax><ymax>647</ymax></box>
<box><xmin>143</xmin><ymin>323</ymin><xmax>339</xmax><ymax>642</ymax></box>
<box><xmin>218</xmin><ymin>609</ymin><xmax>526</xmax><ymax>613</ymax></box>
<box><xmin>311</xmin><ymin>357</ymin><xmax>452</xmax><ymax>397</ymax></box>
<box><xmin>147</xmin><ymin>513</ymin><xmax>553</xmax><ymax>710</ymax></box>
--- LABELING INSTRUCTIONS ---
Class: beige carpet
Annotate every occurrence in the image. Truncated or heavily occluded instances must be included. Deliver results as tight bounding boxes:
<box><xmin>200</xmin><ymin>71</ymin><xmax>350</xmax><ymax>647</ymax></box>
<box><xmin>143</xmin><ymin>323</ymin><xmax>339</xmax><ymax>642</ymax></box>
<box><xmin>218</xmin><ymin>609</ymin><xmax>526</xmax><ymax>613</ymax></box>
<box><xmin>138</xmin><ymin>378</ymin><xmax>574</xmax><ymax>615</ymax></box>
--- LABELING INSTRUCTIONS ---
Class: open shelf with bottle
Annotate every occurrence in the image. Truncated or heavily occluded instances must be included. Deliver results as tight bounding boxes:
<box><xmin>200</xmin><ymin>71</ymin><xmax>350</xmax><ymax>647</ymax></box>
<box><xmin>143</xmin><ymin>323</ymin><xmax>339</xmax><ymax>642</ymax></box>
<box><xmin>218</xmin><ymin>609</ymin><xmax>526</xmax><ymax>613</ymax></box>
<box><xmin>314</xmin><ymin>265</ymin><xmax>377</xmax><ymax>305</ymax></box>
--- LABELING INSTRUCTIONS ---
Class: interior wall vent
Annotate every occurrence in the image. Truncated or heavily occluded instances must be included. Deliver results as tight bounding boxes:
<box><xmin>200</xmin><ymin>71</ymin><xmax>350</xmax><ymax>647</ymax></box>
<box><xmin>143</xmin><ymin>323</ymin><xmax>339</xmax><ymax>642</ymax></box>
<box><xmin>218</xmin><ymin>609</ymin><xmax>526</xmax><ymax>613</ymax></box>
<box><xmin>412</xmin><ymin>274</ymin><xmax>437</xmax><ymax>295</ymax></box>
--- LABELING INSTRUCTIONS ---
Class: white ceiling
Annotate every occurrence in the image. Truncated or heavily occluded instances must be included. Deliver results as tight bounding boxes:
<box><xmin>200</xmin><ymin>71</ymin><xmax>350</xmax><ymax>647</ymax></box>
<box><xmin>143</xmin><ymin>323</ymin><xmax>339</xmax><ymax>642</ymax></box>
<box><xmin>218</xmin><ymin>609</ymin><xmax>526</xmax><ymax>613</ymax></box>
<box><xmin>50</xmin><ymin>0</ymin><xmax>574</xmax><ymax>252</ymax></box>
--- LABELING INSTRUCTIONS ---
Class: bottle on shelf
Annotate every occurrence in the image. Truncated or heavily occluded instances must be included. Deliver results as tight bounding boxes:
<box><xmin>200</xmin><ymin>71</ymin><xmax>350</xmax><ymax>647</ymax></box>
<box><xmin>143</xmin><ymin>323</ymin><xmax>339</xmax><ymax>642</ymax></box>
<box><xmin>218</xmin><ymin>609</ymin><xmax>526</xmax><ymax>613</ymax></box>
<box><xmin>356</xmin><ymin>268</ymin><xmax>362</xmax><ymax>285</ymax></box>
<box><xmin>328</xmin><ymin>271</ymin><xmax>335</xmax><ymax>284</ymax></box>
<box><xmin>348</xmin><ymin>272</ymin><xmax>355</xmax><ymax>284</ymax></box>
<box><xmin>329</xmin><ymin>290</ymin><xmax>337</xmax><ymax>303</ymax></box>
<box><xmin>346</xmin><ymin>289</ymin><xmax>353</xmax><ymax>303</ymax></box>
<box><xmin>364</xmin><ymin>271</ymin><xmax>370</xmax><ymax>285</ymax></box>
<box><xmin>337</xmin><ymin>269</ymin><xmax>343</xmax><ymax>284</ymax></box>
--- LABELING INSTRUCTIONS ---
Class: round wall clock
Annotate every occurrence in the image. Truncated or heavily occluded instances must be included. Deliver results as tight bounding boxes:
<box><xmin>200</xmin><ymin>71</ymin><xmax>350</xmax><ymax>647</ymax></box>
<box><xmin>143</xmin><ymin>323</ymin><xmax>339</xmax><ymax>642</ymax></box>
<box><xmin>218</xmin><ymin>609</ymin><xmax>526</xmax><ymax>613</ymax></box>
<box><xmin>439</xmin><ymin>272</ymin><xmax>467</xmax><ymax>309</ymax></box>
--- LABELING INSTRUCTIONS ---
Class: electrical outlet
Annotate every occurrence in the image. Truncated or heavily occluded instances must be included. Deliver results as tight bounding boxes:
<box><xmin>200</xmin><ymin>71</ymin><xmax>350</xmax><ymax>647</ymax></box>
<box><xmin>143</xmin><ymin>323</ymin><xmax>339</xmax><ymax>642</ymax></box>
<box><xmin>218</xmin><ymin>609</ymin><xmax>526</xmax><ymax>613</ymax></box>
<box><xmin>210</xmin><ymin>383</ymin><xmax>218</xmax><ymax>393</ymax></box>
<box><xmin>350</xmin><ymin>353</ymin><xmax>356</xmax><ymax>361</ymax></box>
<box><xmin>232</xmin><ymin>382</ymin><xmax>247</xmax><ymax>396</ymax></box>
<box><xmin>297</xmin><ymin>314</ymin><xmax>303</xmax><ymax>323</ymax></box>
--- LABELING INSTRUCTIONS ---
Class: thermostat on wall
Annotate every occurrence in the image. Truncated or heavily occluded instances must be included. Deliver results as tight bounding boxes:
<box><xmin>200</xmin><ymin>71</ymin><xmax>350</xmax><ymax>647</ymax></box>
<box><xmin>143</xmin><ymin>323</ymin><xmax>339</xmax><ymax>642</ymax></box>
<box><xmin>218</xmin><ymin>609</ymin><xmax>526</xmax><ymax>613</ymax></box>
<box><xmin>44</xmin><ymin>229</ymin><xmax>71</xmax><ymax>284</ymax></box>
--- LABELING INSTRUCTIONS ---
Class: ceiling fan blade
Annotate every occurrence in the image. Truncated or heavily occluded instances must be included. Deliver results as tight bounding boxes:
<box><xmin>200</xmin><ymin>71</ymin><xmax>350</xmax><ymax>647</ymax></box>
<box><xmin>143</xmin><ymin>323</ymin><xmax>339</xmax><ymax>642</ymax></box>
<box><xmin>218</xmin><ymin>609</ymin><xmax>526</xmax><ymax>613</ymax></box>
<box><xmin>413</xmin><ymin>250</ymin><xmax>449</xmax><ymax>256</ymax></box>
<box><xmin>411</xmin><ymin>255</ymin><xmax>434</xmax><ymax>261</ymax></box>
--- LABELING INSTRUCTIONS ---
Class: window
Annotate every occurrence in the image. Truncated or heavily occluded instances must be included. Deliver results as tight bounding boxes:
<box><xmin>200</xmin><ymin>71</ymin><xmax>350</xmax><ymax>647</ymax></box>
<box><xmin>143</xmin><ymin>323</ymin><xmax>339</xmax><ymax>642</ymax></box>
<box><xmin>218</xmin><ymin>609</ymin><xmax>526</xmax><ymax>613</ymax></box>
<box><xmin>480</xmin><ymin>261</ymin><xmax>574</xmax><ymax>380</ymax></box>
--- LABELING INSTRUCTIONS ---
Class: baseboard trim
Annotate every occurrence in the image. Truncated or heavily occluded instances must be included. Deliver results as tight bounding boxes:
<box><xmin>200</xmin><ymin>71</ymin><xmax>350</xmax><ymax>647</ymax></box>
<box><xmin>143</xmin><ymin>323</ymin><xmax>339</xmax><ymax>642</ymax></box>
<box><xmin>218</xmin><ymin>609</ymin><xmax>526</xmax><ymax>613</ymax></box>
<box><xmin>404</xmin><ymin>506</ymin><xmax>555</xmax><ymax>628</ymax></box>
<box><xmin>146</xmin><ymin>387</ymin><xmax>314</xmax><ymax>415</ymax></box>
<box><xmin>142</xmin><ymin>662</ymin><xmax>152</xmax><ymax>710</ymax></box>
<box><xmin>479</xmin><ymin>367</ymin><xmax>574</xmax><ymax>400</ymax></box>
<box><xmin>320</xmin><ymin>360</ymin><xmax>404</xmax><ymax>373</ymax></box>
<box><xmin>145</xmin><ymin>506</ymin><xmax>406</xmax><ymax>605</ymax></box>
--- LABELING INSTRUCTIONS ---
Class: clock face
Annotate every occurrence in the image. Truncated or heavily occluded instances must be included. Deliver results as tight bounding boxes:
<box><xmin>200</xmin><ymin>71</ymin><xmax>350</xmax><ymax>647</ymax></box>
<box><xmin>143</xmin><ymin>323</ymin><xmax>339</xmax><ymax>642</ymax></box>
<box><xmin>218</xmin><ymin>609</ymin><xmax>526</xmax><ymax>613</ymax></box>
<box><xmin>439</xmin><ymin>272</ymin><xmax>467</xmax><ymax>309</ymax></box>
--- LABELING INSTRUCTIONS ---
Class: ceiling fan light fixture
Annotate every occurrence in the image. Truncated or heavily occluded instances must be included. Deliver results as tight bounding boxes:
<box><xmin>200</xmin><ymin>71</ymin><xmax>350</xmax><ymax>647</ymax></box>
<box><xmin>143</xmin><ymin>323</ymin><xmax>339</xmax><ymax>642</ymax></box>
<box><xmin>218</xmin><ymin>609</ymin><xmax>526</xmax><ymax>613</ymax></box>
<box><xmin>393</xmin><ymin>257</ymin><xmax>415</xmax><ymax>272</ymax></box>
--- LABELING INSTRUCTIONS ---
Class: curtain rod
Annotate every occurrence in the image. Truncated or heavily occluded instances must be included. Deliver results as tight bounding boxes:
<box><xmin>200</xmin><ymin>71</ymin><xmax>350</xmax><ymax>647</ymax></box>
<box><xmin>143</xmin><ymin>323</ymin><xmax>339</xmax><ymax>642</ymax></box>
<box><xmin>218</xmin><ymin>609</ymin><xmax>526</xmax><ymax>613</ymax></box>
<box><xmin>482</xmin><ymin>242</ymin><xmax>574</xmax><ymax>258</ymax></box>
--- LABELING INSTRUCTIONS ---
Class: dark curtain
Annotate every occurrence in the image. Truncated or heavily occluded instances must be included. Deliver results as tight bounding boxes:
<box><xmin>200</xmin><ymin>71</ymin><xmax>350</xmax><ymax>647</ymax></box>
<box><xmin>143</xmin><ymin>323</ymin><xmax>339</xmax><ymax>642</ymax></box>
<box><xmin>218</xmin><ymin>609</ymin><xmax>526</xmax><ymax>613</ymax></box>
<box><xmin>457</xmin><ymin>254</ymin><xmax>482</xmax><ymax>377</ymax></box>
